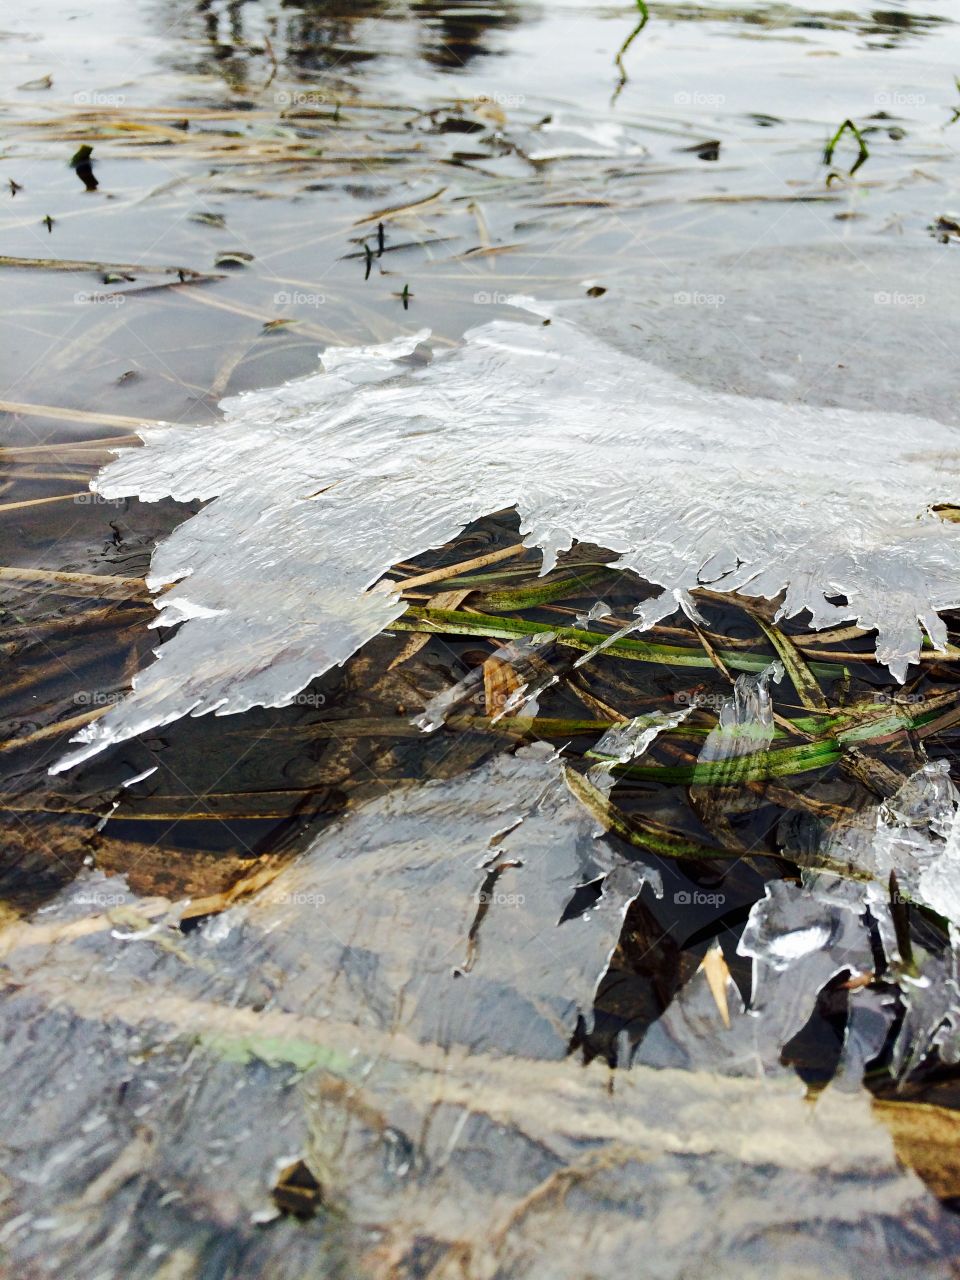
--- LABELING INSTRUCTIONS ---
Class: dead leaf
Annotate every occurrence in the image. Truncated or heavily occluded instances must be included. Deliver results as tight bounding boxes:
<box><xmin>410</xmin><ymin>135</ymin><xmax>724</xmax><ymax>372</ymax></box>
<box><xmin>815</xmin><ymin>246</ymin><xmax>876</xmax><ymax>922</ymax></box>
<box><xmin>699</xmin><ymin>943</ymin><xmax>731</xmax><ymax>1029</ymax></box>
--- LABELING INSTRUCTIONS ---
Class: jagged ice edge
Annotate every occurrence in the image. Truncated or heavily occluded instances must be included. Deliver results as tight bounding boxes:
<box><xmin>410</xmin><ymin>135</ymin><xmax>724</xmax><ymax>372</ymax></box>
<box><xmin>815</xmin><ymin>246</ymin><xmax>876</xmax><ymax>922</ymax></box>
<box><xmin>52</xmin><ymin>302</ymin><xmax>960</xmax><ymax>771</ymax></box>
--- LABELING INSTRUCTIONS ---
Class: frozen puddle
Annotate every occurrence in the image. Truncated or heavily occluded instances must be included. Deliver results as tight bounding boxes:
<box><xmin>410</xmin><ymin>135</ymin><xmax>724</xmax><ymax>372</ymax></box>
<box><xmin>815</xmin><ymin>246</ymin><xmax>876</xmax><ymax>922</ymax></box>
<box><xmin>54</xmin><ymin>301</ymin><xmax>960</xmax><ymax>770</ymax></box>
<box><xmin>4</xmin><ymin>745</ymin><xmax>960</xmax><ymax>1276</ymax></box>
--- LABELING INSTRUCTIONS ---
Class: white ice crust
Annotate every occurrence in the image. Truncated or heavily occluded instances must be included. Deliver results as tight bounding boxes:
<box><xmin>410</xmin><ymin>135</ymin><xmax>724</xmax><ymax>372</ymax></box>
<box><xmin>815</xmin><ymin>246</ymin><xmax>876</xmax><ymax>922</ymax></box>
<box><xmin>54</xmin><ymin>307</ymin><xmax>960</xmax><ymax>770</ymax></box>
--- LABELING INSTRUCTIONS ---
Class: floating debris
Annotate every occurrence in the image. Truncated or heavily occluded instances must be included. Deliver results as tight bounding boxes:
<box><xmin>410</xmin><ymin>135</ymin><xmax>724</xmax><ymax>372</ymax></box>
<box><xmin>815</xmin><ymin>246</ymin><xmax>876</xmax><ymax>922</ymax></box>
<box><xmin>271</xmin><ymin>1159</ymin><xmax>323</xmax><ymax>1220</ymax></box>
<box><xmin>680</xmin><ymin>139</ymin><xmax>721</xmax><ymax>162</ymax></box>
<box><xmin>190</xmin><ymin>211</ymin><xmax>227</xmax><ymax>228</ymax></box>
<box><xmin>931</xmin><ymin>213</ymin><xmax>960</xmax><ymax>243</ymax></box>
<box><xmin>414</xmin><ymin>632</ymin><xmax>558</xmax><ymax>729</ymax></box>
<box><xmin>17</xmin><ymin>73</ymin><xmax>53</xmax><ymax>90</ymax></box>
<box><xmin>214</xmin><ymin>250</ymin><xmax>255</xmax><ymax>269</ymax></box>
<box><xmin>69</xmin><ymin>143</ymin><xmax>98</xmax><ymax>191</ymax></box>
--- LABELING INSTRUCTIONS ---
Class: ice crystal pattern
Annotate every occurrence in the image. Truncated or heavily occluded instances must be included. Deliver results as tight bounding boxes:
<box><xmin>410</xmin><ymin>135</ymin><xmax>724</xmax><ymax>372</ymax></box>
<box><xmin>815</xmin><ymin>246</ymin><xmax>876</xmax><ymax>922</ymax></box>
<box><xmin>55</xmin><ymin>306</ymin><xmax>960</xmax><ymax>770</ymax></box>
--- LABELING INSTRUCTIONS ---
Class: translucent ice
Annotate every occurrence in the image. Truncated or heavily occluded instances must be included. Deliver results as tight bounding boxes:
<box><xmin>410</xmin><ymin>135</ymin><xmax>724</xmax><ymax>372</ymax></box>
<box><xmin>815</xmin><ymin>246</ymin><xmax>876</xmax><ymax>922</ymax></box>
<box><xmin>729</xmin><ymin>760</ymin><xmax>960</xmax><ymax>1081</ymax></box>
<box><xmin>53</xmin><ymin>308</ymin><xmax>960</xmax><ymax>770</ymax></box>
<box><xmin>414</xmin><ymin>632</ymin><xmax>558</xmax><ymax>731</ymax></box>
<box><xmin>585</xmin><ymin>708</ymin><xmax>690</xmax><ymax>790</ymax></box>
<box><xmin>827</xmin><ymin>759</ymin><xmax>960</xmax><ymax>923</ymax></box>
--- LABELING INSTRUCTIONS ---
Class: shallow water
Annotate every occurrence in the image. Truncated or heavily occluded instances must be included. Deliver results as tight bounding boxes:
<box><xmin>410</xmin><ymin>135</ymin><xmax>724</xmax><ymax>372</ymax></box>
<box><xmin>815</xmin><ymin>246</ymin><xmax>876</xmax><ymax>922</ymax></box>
<box><xmin>3</xmin><ymin>2</ymin><xmax>960</xmax><ymax>1276</ymax></box>
<box><xmin>3</xmin><ymin>0</ymin><xmax>960</xmax><ymax>431</ymax></box>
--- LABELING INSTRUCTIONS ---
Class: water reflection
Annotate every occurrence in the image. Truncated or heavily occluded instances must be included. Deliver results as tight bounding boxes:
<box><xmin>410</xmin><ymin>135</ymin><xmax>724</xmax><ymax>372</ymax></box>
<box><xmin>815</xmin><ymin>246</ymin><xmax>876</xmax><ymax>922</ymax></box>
<box><xmin>407</xmin><ymin>0</ymin><xmax>523</xmax><ymax>69</ymax></box>
<box><xmin>652</xmin><ymin>2</ymin><xmax>951</xmax><ymax>44</ymax></box>
<box><xmin>179</xmin><ymin>0</ymin><xmax>525</xmax><ymax>93</ymax></box>
<box><xmin>863</xmin><ymin>7</ymin><xmax>951</xmax><ymax>46</ymax></box>
<box><xmin>163</xmin><ymin>0</ymin><xmax>957</xmax><ymax>104</ymax></box>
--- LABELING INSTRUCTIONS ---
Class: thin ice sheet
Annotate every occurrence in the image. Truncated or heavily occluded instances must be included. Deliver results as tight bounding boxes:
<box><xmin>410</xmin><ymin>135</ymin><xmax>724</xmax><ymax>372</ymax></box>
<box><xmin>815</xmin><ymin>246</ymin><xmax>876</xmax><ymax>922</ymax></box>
<box><xmin>54</xmin><ymin>306</ymin><xmax>960</xmax><ymax>770</ymax></box>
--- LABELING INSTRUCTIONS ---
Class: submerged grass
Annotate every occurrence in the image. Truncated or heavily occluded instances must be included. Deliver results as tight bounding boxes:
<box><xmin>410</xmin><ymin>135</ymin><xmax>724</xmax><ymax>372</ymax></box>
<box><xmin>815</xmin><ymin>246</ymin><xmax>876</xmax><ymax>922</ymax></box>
<box><xmin>396</xmin><ymin>605</ymin><xmax>849</xmax><ymax>677</ymax></box>
<box><xmin>613</xmin><ymin>0</ymin><xmax>650</xmax><ymax>103</ymax></box>
<box><xmin>823</xmin><ymin>117</ymin><xmax>870</xmax><ymax>177</ymax></box>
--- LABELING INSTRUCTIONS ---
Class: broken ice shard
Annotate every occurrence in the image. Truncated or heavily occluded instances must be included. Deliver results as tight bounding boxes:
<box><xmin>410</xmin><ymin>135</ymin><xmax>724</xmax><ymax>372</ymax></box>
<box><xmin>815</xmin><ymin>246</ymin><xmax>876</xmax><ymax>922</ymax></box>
<box><xmin>585</xmin><ymin>708</ymin><xmax>690</xmax><ymax>791</ymax></box>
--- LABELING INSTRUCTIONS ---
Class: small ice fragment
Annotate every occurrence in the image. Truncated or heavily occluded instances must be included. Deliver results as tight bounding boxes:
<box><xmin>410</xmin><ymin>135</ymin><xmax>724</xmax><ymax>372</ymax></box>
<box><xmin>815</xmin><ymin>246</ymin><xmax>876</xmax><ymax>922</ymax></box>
<box><xmin>763</xmin><ymin>924</ymin><xmax>832</xmax><ymax>965</ymax></box>
<box><xmin>881</xmin><ymin>758</ymin><xmax>958</xmax><ymax>836</ymax></box>
<box><xmin>94</xmin><ymin>801</ymin><xmax>119</xmax><ymax>833</ymax></box>
<box><xmin>891</xmin><ymin>940</ymin><xmax>960</xmax><ymax>1079</ymax></box>
<box><xmin>918</xmin><ymin>806</ymin><xmax>960</xmax><ymax>923</ymax></box>
<box><xmin>739</xmin><ymin>882</ymin><xmax>840</xmax><ymax>972</ymax></box>
<box><xmin>121</xmin><ymin>765</ymin><xmax>158</xmax><ymax>789</ymax></box>
<box><xmin>574</xmin><ymin>601</ymin><xmax>612</xmax><ymax>628</ymax></box>
<box><xmin>739</xmin><ymin>879</ymin><xmax>870</xmax><ymax>984</ymax></box>
<box><xmin>834</xmin><ymin>987</ymin><xmax>898</xmax><ymax>1090</ymax></box>
<box><xmin>150</xmin><ymin>597</ymin><xmax>226</xmax><ymax>628</ymax></box>
<box><xmin>823</xmin><ymin>758</ymin><xmax>960</xmax><ymax>927</ymax></box>
<box><xmin>735</xmin><ymin>881</ymin><xmax>874</xmax><ymax>1067</ymax></box>
<box><xmin>586</xmin><ymin>708</ymin><xmax>690</xmax><ymax>793</ymax></box>
<box><xmin>526</xmin><ymin>115</ymin><xmax>647</xmax><ymax>161</ymax></box>
<box><xmin>699</xmin><ymin>661</ymin><xmax>783</xmax><ymax>764</ymax></box>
